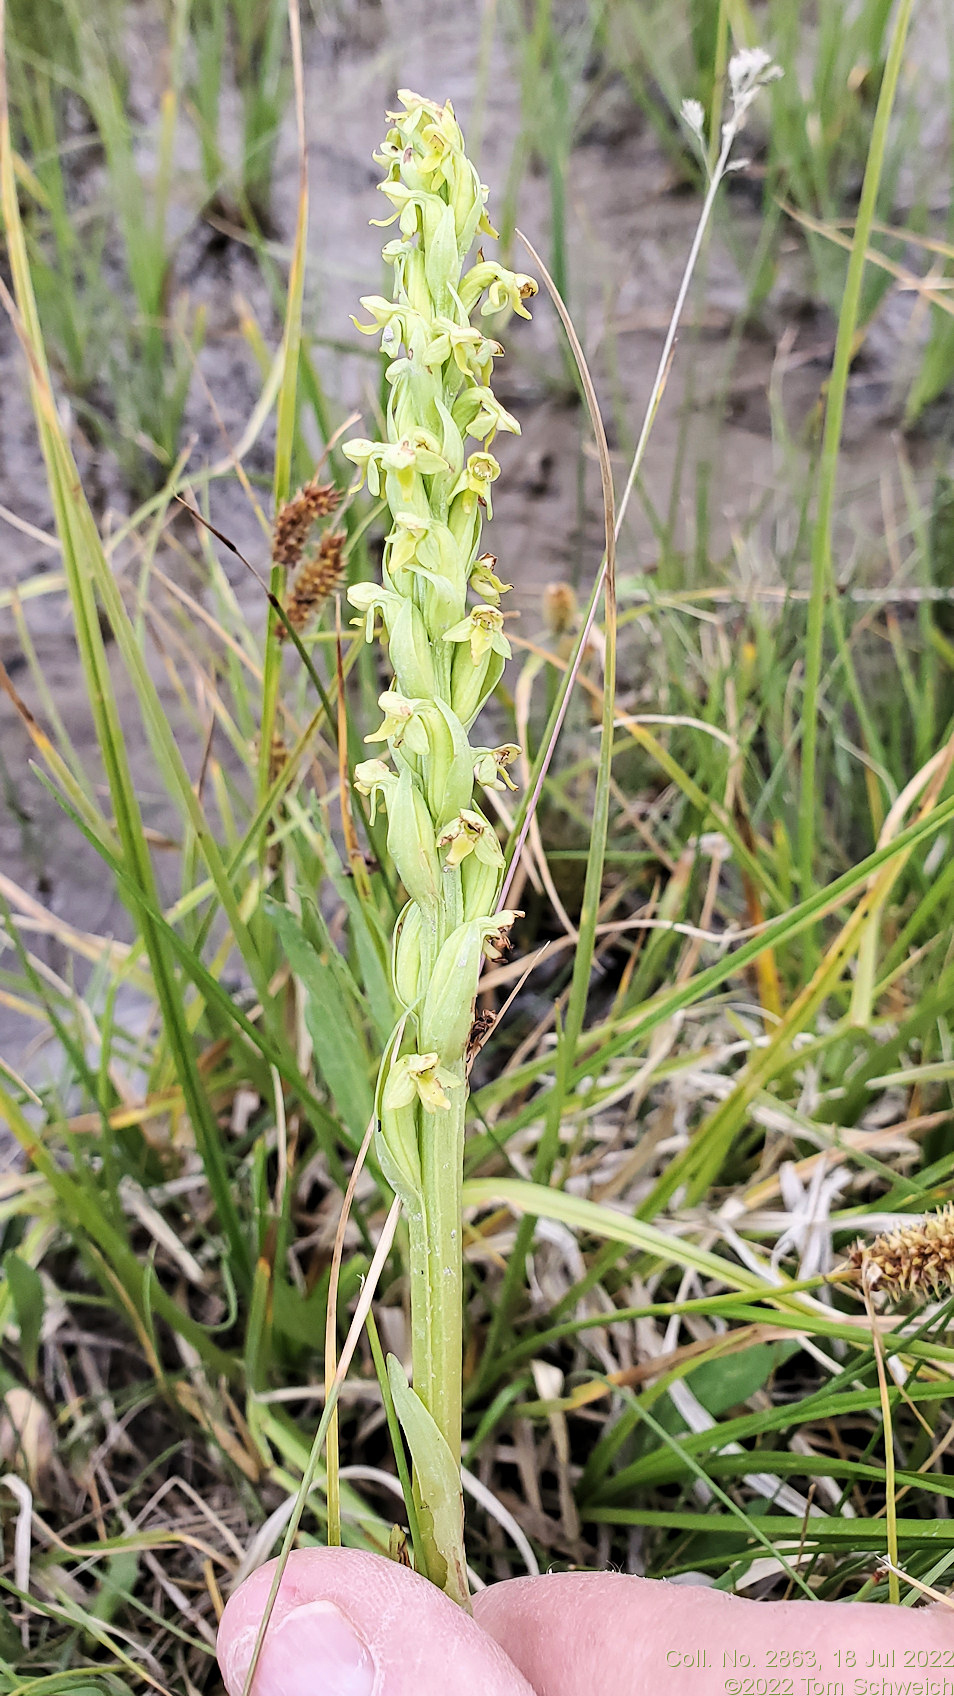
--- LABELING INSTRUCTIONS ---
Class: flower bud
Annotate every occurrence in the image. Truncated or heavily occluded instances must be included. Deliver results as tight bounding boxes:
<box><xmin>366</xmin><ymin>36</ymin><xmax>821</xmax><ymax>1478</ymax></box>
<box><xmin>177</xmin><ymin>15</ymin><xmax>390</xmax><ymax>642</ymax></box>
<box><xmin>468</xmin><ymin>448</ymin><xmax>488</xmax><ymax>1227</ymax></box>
<box><xmin>412</xmin><ymin>699</ymin><xmax>474</xmax><ymax>825</ymax></box>
<box><xmin>420</xmin><ymin>913</ymin><xmax>520</xmax><ymax>1063</ymax></box>
<box><xmin>387</xmin><ymin>769</ymin><xmax>441</xmax><ymax>916</ymax></box>
<box><xmin>460</xmin><ymin>846</ymin><xmax>504</xmax><ymax>921</ymax></box>
<box><xmin>449</xmin><ymin>643</ymin><xmax>506</xmax><ymax>728</ymax></box>
<box><xmin>377</xmin><ymin>1099</ymin><xmax>423</xmax><ymax>1203</ymax></box>
<box><xmin>388</xmin><ymin>597</ymin><xmax>436</xmax><ymax>698</ymax></box>
<box><xmin>392</xmin><ymin>900</ymin><xmax>426</xmax><ymax>1008</ymax></box>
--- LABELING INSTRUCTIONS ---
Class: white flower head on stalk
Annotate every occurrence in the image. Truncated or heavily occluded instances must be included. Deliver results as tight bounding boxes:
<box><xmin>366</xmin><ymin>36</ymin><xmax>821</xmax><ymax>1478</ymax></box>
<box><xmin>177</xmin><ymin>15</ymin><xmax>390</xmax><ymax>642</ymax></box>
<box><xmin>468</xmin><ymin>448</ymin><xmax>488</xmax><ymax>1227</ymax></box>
<box><xmin>346</xmin><ymin>91</ymin><xmax>534</xmax><ymax>1605</ymax></box>
<box><xmin>723</xmin><ymin>47</ymin><xmax>782</xmax><ymax>155</ymax></box>
<box><xmin>681</xmin><ymin>48</ymin><xmax>782</xmax><ymax>171</ymax></box>
<box><xmin>728</xmin><ymin>47</ymin><xmax>783</xmax><ymax>114</ymax></box>
<box><xmin>680</xmin><ymin>99</ymin><xmax>706</xmax><ymax>148</ymax></box>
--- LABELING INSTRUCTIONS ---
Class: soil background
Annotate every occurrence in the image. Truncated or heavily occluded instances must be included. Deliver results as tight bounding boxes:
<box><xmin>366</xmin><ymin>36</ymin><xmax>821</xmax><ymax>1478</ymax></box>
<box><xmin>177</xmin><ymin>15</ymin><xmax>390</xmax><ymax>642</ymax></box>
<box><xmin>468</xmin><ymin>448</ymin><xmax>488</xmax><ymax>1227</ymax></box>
<box><xmin>0</xmin><ymin>0</ymin><xmax>950</xmax><ymax>1078</ymax></box>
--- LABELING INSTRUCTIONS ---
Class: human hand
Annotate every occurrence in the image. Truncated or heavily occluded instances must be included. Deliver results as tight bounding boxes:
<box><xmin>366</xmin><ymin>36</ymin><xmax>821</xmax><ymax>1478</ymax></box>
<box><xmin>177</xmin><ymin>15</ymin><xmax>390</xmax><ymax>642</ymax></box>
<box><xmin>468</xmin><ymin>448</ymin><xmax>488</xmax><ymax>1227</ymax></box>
<box><xmin>217</xmin><ymin>1547</ymin><xmax>954</xmax><ymax>1696</ymax></box>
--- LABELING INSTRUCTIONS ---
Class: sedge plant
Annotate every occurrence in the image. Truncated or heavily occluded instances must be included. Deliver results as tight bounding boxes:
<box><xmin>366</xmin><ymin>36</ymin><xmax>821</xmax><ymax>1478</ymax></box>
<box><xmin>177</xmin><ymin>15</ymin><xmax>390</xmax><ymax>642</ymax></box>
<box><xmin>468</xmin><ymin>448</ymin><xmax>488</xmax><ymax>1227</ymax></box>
<box><xmin>341</xmin><ymin>90</ymin><xmax>536</xmax><ymax>1606</ymax></box>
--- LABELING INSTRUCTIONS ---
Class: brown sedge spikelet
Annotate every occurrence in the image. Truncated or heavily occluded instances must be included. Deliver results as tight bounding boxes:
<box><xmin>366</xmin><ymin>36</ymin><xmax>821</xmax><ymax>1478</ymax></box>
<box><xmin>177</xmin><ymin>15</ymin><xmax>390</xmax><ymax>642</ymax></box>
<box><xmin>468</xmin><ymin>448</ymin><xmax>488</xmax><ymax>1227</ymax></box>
<box><xmin>847</xmin><ymin>1203</ymin><xmax>954</xmax><ymax>1302</ymax></box>
<box><xmin>278</xmin><ymin>530</ymin><xmax>346</xmax><ymax>640</ymax></box>
<box><xmin>271</xmin><ymin>475</ymin><xmax>341</xmax><ymax>570</ymax></box>
<box><xmin>267</xmin><ymin>730</ymin><xmax>288</xmax><ymax>788</ymax></box>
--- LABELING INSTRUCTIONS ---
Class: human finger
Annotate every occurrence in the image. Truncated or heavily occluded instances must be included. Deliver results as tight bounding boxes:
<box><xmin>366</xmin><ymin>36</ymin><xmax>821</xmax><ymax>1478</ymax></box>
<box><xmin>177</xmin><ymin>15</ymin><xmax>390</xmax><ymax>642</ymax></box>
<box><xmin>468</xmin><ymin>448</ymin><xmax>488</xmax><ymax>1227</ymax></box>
<box><xmin>474</xmin><ymin>1569</ymin><xmax>954</xmax><ymax>1696</ymax></box>
<box><xmin>217</xmin><ymin>1548</ymin><xmax>537</xmax><ymax>1696</ymax></box>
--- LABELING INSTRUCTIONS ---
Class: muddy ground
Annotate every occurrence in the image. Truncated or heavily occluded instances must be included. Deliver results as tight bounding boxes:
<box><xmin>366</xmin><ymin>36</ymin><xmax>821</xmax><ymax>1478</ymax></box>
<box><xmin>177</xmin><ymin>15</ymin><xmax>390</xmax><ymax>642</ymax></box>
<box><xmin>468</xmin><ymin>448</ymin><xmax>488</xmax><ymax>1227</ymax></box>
<box><xmin>0</xmin><ymin>0</ymin><xmax>950</xmax><ymax>1077</ymax></box>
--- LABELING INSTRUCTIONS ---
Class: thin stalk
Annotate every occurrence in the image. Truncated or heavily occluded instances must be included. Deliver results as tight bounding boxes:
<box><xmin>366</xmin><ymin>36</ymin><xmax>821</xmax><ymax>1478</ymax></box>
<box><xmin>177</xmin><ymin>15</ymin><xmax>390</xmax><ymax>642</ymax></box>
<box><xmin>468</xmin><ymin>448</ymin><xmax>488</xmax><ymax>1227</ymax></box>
<box><xmin>486</xmin><ymin>57</ymin><xmax>780</xmax><ymax>1375</ymax></box>
<box><xmin>500</xmin><ymin>53</ymin><xmax>780</xmax><ymax>905</ymax></box>
<box><xmin>864</xmin><ymin>1279</ymin><xmax>901</xmax><ymax>1605</ymax></box>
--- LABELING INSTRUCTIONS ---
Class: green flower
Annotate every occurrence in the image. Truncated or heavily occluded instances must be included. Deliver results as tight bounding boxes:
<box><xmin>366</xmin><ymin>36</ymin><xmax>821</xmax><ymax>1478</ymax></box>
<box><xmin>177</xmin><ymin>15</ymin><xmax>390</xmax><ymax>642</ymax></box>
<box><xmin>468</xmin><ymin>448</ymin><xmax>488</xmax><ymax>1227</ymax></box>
<box><xmin>341</xmin><ymin>436</ymin><xmax>386</xmax><ymax>494</ymax></box>
<box><xmin>422</xmin><ymin>315</ymin><xmax>501</xmax><ymax>383</ymax></box>
<box><xmin>348</xmin><ymin>581</ymin><xmax>403</xmax><ymax>644</ymax></box>
<box><xmin>437</xmin><ymin>807</ymin><xmax>504</xmax><ymax>870</ymax></box>
<box><xmin>350</xmin><ymin>295</ymin><xmax>416</xmax><ymax>352</ymax></box>
<box><xmin>383</xmin><ymin>1051</ymin><xmax>462</xmax><ymax>1115</ymax></box>
<box><xmin>459</xmin><ymin>260</ymin><xmax>538</xmax><ymax>319</ymax></box>
<box><xmin>353</xmin><ymin>757</ymin><xmax>397</xmax><ymax>822</ymax></box>
<box><xmin>443</xmin><ymin>603</ymin><xmax>511</xmax><ymax>665</ymax></box>
<box><xmin>383</xmin><ymin>430</ymin><xmax>450</xmax><ymax>496</ymax></box>
<box><xmin>449</xmin><ymin>451</ymin><xmax>501</xmax><ymax>520</ymax></box>
<box><xmin>474</xmin><ymin>743</ymin><xmax>520</xmax><ymax>792</ymax></box>
<box><xmin>343</xmin><ymin>430</ymin><xmax>449</xmax><ymax>499</ymax></box>
<box><xmin>386</xmin><ymin>511</ymin><xmax>431</xmax><ymax>577</ymax></box>
<box><xmin>453</xmin><ymin>390</ymin><xmax>519</xmax><ymax>446</ymax></box>
<box><xmin>469</xmin><ymin>553</ymin><xmax>512</xmax><ymax>603</ymax></box>
<box><xmin>365</xmin><ymin>689</ymin><xmax>430</xmax><ymax>755</ymax></box>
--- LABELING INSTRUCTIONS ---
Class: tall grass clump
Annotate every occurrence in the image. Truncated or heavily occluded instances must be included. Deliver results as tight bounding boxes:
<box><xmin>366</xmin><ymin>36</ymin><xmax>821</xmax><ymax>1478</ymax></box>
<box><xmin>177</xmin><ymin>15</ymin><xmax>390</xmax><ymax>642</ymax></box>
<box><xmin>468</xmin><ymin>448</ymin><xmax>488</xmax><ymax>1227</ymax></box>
<box><xmin>189</xmin><ymin>0</ymin><xmax>289</xmax><ymax>223</ymax></box>
<box><xmin>5</xmin><ymin>0</ymin><xmax>202</xmax><ymax>491</ymax></box>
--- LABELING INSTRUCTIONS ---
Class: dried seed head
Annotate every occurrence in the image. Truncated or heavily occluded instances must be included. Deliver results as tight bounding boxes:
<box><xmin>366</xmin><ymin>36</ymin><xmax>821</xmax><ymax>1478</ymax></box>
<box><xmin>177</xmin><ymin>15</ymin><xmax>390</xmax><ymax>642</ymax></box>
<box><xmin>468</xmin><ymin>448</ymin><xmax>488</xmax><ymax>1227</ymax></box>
<box><xmin>543</xmin><ymin>581</ymin><xmax>577</xmax><ymax>636</ymax></box>
<box><xmin>847</xmin><ymin>1203</ymin><xmax>954</xmax><ymax>1302</ymax></box>
<box><xmin>272</xmin><ymin>475</ymin><xmax>341</xmax><ymax>570</ymax></box>
<box><xmin>279</xmin><ymin>530</ymin><xmax>346</xmax><ymax>639</ymax></box>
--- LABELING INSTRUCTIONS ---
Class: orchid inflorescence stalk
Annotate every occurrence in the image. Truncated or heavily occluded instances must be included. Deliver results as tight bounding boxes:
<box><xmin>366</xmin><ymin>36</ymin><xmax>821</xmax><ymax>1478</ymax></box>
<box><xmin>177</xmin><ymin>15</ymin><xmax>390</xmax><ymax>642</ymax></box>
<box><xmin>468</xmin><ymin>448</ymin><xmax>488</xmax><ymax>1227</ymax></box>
<box><xmin>342</xmin><ymin>90</ymin><xmax>536</xmax><ymax>1603</ymax></box>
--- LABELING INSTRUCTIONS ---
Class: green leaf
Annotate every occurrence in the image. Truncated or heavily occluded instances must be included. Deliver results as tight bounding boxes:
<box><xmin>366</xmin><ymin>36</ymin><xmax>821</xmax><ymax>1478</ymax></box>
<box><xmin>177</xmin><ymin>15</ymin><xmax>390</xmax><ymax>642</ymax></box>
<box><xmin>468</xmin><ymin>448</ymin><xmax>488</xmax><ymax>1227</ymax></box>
<box><xmin>4</xmin><ymin>1251</ymin><xmax>44</xmax><ymax>1379</ymax></box>
<box><xmin>266</xmin><ymin>897</ymin><xmax>375</xmax><ymax>1142</ymax></box>
<box><xmin>271</xmin><ymin>1256</ymin><xmax>364</xmax><ymax>1349</ymax></box>
<box><xmin>335</xmin><ymin>874</ymin><xmax>396</xmax><ymax>1045</ymax></box>
<box><xmin>90</xmin><ymin>1549</ymin><xmax>141</xmax><ymax>1625</ymax></box>
<box><xmin>386</xmin><ymin>1355</ymin><xmax>469</xmax><ymax>1609</ymax></box>
<box><xmin>686</xmin><ymin>1342</ymin><xmax>801</xmax><ymax>1418</ymax></box>
<box><xmin>0</xmin><ymin>1600</ymin><xmax>25</xmax><ymax>1661</ymax></box>
<box><xmin>462</xmin><ymin>1177</ymin><xmax>766</xmax><ymax>1293</ymax></box>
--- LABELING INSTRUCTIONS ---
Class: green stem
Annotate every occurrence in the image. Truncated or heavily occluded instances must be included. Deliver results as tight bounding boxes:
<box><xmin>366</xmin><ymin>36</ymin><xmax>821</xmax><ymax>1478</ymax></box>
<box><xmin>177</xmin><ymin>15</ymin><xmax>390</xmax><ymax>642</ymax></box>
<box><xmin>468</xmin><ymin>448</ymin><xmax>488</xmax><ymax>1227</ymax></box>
<box><xmin>412</xmin><ymin>1077</ymin><xmax>466</xmax><ymax>1463</ymax></box>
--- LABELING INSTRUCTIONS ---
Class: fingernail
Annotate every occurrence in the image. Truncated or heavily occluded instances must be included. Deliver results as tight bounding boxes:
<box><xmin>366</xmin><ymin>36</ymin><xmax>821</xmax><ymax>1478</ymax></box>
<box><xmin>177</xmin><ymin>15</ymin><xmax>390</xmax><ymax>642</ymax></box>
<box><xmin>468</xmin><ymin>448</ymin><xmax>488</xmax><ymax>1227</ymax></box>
<box><xmin>254</xmin><ymin>1600</ymin><xmax>377</xmax><ymax>1696</ymax></box>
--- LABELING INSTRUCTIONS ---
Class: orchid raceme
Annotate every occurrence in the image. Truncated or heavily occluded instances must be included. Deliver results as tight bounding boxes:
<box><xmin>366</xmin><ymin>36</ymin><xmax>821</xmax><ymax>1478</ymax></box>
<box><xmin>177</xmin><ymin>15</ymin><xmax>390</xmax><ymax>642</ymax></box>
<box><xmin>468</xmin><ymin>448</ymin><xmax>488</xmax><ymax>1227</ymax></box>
<box><xmin>344</xmin><ymin>91</ymin><xmax>534</xmax><ymax>1606</ymax></box>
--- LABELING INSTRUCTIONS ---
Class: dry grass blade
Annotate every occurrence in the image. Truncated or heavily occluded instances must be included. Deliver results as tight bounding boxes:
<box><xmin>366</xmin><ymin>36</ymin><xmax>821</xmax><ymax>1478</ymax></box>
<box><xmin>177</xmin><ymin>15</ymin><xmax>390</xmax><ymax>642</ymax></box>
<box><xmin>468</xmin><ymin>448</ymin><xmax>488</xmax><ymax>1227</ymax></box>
<box><xmin>499</xmin><ymin>229</ymin><xmax>616</xmax><ymax>908</ymax></box>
